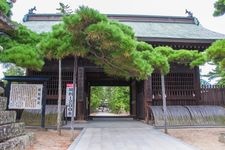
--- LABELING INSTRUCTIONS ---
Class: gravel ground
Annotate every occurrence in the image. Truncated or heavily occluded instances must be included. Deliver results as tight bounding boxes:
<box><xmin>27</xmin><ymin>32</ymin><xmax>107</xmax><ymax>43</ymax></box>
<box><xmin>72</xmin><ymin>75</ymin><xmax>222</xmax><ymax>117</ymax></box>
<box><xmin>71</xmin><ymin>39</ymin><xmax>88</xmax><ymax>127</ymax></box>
<box><xmin>26</xmin><ymin>129</ymin><xmax>80</xmax><ymax>150</ymax></box>
<box><xmin>167</xmin><ymin>128</ymin><xmax>225</xmax><ymax>150</ymax></box>
<box><xmin>25</xmin><ymin>127</ymin><xmax>225</xmax><ymax>150</ymax></box>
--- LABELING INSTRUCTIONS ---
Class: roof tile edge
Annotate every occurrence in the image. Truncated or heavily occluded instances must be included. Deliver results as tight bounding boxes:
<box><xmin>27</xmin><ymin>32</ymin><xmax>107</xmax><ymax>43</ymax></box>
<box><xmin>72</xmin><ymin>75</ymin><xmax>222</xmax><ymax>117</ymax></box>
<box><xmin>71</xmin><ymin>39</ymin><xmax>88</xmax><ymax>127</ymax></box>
<box><xmin>23</xmin><ymin>13</ymin><xmax>196</xmax><ymax>24</ymax></box>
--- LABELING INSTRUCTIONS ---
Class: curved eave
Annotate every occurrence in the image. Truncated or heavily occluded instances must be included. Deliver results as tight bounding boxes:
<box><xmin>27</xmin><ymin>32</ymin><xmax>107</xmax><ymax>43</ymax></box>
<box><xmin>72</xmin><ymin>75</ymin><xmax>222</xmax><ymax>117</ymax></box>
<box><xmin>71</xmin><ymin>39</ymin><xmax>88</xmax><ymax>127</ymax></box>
<box><xmin>137</xmin><ymin>37</ymin><xmax>217</xmax><ymax>44</ymax></box>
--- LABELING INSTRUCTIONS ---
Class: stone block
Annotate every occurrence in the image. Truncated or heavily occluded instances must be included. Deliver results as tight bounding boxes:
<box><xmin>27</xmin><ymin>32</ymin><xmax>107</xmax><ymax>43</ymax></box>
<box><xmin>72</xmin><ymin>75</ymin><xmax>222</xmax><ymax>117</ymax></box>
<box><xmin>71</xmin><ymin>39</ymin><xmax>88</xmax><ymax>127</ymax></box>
<box><xmin>0</xmin><ymin>111</ymin><xmax>16</xmax><ymax>125</ymax></box>
<box><xmin>0</xmin><ymin>87</ymin><xmax>4</xmax><ymax>95</ymax></box>
<box><xmin>0</xmin><ymin>97</ymin><xmax>7</xmax><ymax>111</ymax></box>
<box><xmin>0</xmin><ymin>133</ymin><xmax>33</xmax><ymax>150</ymax></box>
<box><xmin>0</xmin><ymin>122</ymin><xmax>25</xmax><ymax>142</ymax></box>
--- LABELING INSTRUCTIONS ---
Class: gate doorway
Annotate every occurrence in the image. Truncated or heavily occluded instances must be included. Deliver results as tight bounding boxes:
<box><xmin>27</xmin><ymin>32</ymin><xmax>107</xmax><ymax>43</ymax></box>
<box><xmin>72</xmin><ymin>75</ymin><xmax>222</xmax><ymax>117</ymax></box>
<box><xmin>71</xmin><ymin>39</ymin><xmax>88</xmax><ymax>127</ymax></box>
<box><xmin>80</xmin><ymin>67</ymin><xmax>140</xmax><ymax>120</ymax></box>
<box><xmin>89</xmin><ymin>86</ymin><xmax>130</xmax><ymax>117</ymax></box>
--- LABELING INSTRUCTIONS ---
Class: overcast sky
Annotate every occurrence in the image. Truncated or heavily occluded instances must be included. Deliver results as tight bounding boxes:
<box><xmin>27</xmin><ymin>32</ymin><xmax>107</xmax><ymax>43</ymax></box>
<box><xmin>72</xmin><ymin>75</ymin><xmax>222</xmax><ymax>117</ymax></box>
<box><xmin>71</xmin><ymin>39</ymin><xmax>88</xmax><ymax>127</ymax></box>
<box><xmin>11</xmin><ymin>0</ymin><xmax>225</xmax><ymax>34</ymax></box>
<box><xmin>1</xmin><ymin>0</ymin><xmax>225</xmax><ymax>82</ymax></box>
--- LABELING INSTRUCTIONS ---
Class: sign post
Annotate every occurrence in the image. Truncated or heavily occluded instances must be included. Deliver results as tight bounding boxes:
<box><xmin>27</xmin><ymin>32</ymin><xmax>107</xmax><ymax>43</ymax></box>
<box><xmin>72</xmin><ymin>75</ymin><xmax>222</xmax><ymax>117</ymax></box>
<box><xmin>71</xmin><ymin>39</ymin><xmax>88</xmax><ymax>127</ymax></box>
<box><xmin>65</xmin><ymin>83</ymin><xmax>76</xmax><ymax>117</ymax></box>
<box><xmin>4</xmin><ymin>76</ymin><xmax>49</xmax><ymax>129</ymax></box>
<box><xmin>9</xmin><ymin>84</ymin><xmax>43</xmax><ymax>109</ymax></box>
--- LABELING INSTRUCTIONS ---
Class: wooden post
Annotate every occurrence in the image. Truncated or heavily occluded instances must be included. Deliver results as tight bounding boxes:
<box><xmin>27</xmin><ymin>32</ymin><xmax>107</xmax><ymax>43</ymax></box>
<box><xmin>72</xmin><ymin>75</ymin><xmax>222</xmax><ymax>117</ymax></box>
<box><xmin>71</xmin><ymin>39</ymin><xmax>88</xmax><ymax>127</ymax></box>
<box><xmin>77</xmin><ymin>67</ymin><xmax>85</xmax><ymax>120</ymax></box>
<box><xmin>161</xmin><ymin>74</ymin><xmax>168</xmax><ymax>134</ymax></box>
<box><xmin>131</xmin><ymin>80</ymin><xmax>136</xmax><ymax>118</ymax></box>
<box><xmin>5</xmin><ymin>81</ymin><xmax>11</xmax><ymax>109</ymax></box>
<box><xmin>71</xmin><ymin>56</ymin><xmax>77</xmax><ymax>140</ymax></box>
<box><xmin>57</xmin><ymin>59</ymin><xmax>62</xmax><ymax>135</ymax></box>
<box><xmin>144</xmin><ymin>77</ymin><xmax>152</xmax><ymax>124</ymax></box>
<box><xmin>194</xmin><ymin>67</ymin><xmax>201</xmax><ymax>105</ymax></box>
<box><xmin>41</xmin><ymin>81</ymin><xmax>47</xmax><ymax>129</ymax></box>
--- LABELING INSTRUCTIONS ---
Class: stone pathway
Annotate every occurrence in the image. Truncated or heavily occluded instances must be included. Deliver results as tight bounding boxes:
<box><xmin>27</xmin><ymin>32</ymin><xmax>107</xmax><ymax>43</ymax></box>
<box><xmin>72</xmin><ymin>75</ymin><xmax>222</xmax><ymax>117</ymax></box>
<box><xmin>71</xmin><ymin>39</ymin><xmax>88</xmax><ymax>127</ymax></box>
<box><xmin>67</xmin><ymin>120</ymin><xmax>198</xmax><ymax>150</ymax></box>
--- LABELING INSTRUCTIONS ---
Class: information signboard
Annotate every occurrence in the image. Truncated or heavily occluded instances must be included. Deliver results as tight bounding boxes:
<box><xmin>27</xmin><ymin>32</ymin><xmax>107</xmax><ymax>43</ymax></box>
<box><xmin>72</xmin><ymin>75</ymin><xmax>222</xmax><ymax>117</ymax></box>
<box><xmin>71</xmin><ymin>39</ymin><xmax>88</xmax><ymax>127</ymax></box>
<box><xmin>65</xmin><ymin>83</ymin><xmax>76</xmax><ymax>117</ymax></box>
<box><xmin>9</xmin><ymin>83</ymin><xmax>43</xmax><ymax>109</ymax></box>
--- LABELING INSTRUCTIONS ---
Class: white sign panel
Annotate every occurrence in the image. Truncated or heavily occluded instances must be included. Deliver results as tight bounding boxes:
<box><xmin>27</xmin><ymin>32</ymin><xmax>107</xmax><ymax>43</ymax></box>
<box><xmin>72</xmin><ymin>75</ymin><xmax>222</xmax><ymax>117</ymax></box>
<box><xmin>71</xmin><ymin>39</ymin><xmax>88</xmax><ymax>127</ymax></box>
<box><xmin>65</xmin><ymin>83</ymin><xmax>76</xmax><ymax>117</ymax></box>
<box><xmin>9</xmin><ymin>84</ymin><xmax>43</xmax><ymax>109</ymax></box>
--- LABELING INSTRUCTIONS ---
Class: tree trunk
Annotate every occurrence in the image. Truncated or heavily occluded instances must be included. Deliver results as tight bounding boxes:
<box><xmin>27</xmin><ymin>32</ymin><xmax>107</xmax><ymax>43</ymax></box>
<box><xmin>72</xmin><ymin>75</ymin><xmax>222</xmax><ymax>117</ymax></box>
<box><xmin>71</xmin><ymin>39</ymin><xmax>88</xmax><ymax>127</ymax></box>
<box><xmin>71</xmin><ymin>56</ymin><xmax>78</xmax><ymax>140</ymax></box>
<box><xmin>161</xmin><ymin>74</ymin><xmax>168</xmax><ymax>134</ymax></box>
<box><xmin>57</xmin><ymin>59</ymin><xmax>62</xmax><ymax>135</ymax></box>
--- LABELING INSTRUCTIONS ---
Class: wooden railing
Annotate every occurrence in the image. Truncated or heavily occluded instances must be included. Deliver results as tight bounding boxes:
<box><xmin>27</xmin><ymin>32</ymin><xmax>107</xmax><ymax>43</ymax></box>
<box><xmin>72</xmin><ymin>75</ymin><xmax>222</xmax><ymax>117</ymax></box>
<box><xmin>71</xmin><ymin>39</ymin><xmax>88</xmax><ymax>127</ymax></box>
<box><xmin>152</xmin><ymin>72</ymin><xmax>197</xmax><ymax>105</ymax></box>
<box><xmin>201</xmin><ymin>85</ymin><xmax>225</xmax><ymax>106</ymax></box>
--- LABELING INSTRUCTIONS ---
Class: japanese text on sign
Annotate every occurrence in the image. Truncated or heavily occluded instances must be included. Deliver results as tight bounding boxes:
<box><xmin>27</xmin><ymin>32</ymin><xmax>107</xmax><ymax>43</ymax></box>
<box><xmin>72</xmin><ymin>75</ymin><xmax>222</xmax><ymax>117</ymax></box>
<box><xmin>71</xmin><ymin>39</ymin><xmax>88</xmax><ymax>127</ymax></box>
<box><xmin>65</xmin><ymin>83</ymin><xmax>76</xmax><ymax>117</ymax></box>
<box><xmin>9</xmin><ymin>84</ymin><xmax>43</xmax><ymax>109</ymax></box>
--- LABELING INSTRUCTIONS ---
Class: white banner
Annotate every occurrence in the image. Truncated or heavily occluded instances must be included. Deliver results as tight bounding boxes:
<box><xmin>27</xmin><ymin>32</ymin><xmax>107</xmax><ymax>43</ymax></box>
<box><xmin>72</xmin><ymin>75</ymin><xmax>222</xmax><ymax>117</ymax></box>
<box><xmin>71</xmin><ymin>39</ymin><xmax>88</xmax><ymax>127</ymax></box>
<box><xmin>9</xmin><ymin>84</ymin><xmax>43</xmax><ymax>109</ymax></box>
<box><xmin>65</xmin><ymin>83</ymin><xmax>76</xmax><ymax>117</ymax></box>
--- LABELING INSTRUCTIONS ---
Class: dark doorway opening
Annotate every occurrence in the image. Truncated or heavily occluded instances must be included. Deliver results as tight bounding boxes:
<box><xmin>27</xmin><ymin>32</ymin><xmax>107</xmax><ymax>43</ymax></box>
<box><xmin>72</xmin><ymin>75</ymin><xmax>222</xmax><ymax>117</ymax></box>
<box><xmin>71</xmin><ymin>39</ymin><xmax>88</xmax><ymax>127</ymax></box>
<box><xmin>89</xmin><ymin>86</ymin><xmax>131</xmax><ymax>117</ymax></box>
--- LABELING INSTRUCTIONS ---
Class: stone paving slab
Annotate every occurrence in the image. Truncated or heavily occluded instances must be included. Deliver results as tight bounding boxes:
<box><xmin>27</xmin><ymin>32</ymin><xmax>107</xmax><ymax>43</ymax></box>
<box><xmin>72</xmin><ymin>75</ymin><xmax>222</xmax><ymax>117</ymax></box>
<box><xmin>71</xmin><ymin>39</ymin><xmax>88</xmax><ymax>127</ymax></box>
<box><xmin>0</xmin><ymin>133</ymin><xmax>33</xmax><ymax>150</ymax></box>
<box><xmin>0</xmin><ymin>97</ymin><xmax>7</xmax><ymax>111</ymax></box>
<box><xmin>0</xmin><ymin>111</ymin><xmax>16</xmax><ymax>125</ymax></box>
<box><xmin>64</xmin><ymin>120</ymin><xmax>151</xmax><ymax>129</ymax></box>
<box><xmin>0</xmin><ymin>122</ymin><xmax>25</xmax><ymax>142</ymax></box>
<box><xmin>68</xmin><ymin>121</ymin><xmax>198</xmax><ymax>150</ymax></box>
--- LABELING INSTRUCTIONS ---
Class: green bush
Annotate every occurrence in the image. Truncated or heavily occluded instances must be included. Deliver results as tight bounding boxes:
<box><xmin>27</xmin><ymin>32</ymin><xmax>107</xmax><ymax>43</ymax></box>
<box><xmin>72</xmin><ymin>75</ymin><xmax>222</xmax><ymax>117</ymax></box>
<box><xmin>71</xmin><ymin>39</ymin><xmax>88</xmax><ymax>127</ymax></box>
<box><xmin>0</xmin><ymin>0</ymin><xmax>10</xmax><ymax>16</ymax></box>
<box><xmin>90</xmin><ymin>86</ymin><xmax>130</xmax><ymax>114</ymax></box>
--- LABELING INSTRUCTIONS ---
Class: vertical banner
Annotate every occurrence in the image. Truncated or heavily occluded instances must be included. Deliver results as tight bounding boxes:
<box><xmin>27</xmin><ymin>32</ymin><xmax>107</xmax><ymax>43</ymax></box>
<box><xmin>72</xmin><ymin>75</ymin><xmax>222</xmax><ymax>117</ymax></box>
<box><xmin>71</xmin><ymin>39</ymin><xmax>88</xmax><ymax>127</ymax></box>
<box><xmin>65</xmin><ymin>83</ymin><xmax>76</xmax><ymax>117</ymax></box>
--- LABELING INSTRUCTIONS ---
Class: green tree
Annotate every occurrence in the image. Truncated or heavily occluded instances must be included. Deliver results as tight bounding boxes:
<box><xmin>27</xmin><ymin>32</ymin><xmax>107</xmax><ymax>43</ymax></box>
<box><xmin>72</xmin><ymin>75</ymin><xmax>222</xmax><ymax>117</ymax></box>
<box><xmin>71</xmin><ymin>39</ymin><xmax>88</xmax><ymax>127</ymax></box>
<box><xmin>42</xmin><ymin>6</ymin><xmax>165</xmax><ymax>82</ymax></box>
<box><xmin>209</xmin><ymin>0</ymin><xmax>225</xmax><ymax>85</ymax></box>
<box><xmin>204</xmin><ymin>65</ymin><xmax>225</xmax><ymax>85</ymax></box>
<box><xmin>38</xmin><ymin>3</ymin><xmax>74</xmax><ymax>135</ymax></box>
<box><xmin>213</xmin><ymin>0</ymin><xmax>225</xmax><ymax>16</ymax></box>
<box><xmin>90</xmin><ymin>86</ymin><xmax>130</xmax><ymax>114</ymax></box>
<box><xmin>39</xmin><ymin>6</ymin><xmax>206</xmax><ymax>134</ymax></box>
<box><xmin>62</xmin><ymin>6</ymin><xmax>155</xmax><ymax>80</ymax></box>
<box><xmin>3</xmin><ymin>63</ymin><xmax>25</xmax><ymax>76</ymax></box>
<box><xmin>150</xmin><ymin>46</ymin><xmax>205</xmax><ymax>133</ymax></box>
<box><xmin>0</xmin><ymin>24</ymin><xmax>44</xmax><ymax>71</ymax></box>
<box><xmin>0</xmin><ymin>0</ymin><xmax>10</xmax><ymax>16</ymax></box>
<box><xmin>90</xmin><ymin>87</ymin><xmax>105</xmax><ymax>112</ymax></box>
<box><xmin>206</xmin><ymin>39</ymin><xmax>225</xmax><ymax>85</ymax></box>
<box><xmin>108</xmin><ymin>87</ymin><xmax>130</xmax><ymax>114</ymax></box>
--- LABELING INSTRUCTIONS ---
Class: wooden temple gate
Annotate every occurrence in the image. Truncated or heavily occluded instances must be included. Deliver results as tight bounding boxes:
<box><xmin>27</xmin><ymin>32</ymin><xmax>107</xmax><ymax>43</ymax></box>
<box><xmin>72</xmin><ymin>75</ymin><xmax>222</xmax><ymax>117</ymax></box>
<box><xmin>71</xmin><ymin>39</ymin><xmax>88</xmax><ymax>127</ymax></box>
<box><xmin>28</xmin><ymin>57</ymin><xmax>200</xmax><ymax>120</ymax></box>
<box><xmin>22</xmin><ymin>13</ymin><xmax>225</xmax><ymax>121</ymax></box>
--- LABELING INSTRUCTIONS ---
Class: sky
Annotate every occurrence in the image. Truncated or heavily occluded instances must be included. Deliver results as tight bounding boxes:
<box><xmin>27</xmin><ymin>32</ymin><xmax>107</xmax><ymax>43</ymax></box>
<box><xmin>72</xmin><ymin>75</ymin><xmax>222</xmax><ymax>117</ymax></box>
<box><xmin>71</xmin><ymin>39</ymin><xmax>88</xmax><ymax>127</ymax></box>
<box><xmin>1</xmin><ymin>0</ymin><xmax>225</xmax><ymax>83</ymax></box>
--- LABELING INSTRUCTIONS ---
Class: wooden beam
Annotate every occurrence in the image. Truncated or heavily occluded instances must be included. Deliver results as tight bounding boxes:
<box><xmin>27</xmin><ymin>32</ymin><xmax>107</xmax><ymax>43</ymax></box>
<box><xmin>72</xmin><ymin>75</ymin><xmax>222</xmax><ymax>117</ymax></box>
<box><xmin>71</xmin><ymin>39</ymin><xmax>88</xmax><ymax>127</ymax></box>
<box><xmin>77</xmin><ymin>67</ymin><xmax>85</xmax><ymax>120</ymax></box>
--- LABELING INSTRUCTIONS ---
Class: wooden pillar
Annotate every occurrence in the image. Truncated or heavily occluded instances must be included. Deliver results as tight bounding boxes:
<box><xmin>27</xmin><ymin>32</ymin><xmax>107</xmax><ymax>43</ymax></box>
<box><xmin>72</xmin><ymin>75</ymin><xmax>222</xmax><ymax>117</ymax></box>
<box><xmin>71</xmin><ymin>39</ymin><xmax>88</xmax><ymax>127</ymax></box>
<box><xmin>136</xmin><ymin>81</ymin><xmax>145</xmax><ymax>119</ymax></box>
<box><xmin>41</xmin><ymin>81</ymin><xmax>47</xmax><ymax>129</ymax></box>
<box><xmin>5</xmin><ymin>81</ymin><xmax>11</xmax><ymax>109</ymax></box>
<box><xmin>194</xmin><ymin>67</ymin><xmax>201</xmax><ymax>105</ymax></box>
<box><xmin>144</xmin><ymin>76</ymin><xmax>152</xmax><ymax>123</ymax></box>
<box><xmin>85</xmin><ymin>82</ymin><xmax>90</xmax><ymax>120</ymax></box>
<box><xmin>130</xmin><ymin>80</ymin><xmax>136</xmax><ymax>117</ymax></box>
<box><xmin>77</xmin><ymin>67</ymin><xmax>85</xmax><ymax>120</ymax></box>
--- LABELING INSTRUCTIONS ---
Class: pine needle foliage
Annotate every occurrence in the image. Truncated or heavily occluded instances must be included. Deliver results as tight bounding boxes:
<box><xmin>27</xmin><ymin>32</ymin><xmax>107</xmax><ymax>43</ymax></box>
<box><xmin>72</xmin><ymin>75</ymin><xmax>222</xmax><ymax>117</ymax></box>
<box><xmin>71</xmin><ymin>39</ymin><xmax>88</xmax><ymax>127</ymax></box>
<box><xmin>0</xmin><ymin>0</ymin><xmax>10</xmax><ymax>16</ymax></box>
<box><xmin>213</xmin><ymin>0</ymin><xmax>225</xmax><ymax>16</ymax></box>
<box><xmin>153</xmin><ymin>46</ymin><xmax>205</xmax><ymax>74</ymax></box>
<box><xmin>204</xmin><ymin>65</ymin><xmax>225</xmax><ymax>85</ymax></box>
<box><xmin>206</xmin><ymin>39</ymin><xmax>225</xmax><ymax>69</ymax></box>
<box><xmin>168</xmin><ymin>49</ymin><xmax>206</xmax><ymax>67</ymax></box>
<box><xmin>0</xmin><ymin>24</ymin><xmax>44</xmax><ymax>70</ymax></box>
<box><xmin>39</xmin><ymin>6</ymin><xmax>155</xmax><ymax>79</ymax></box>
<box><xmin>39</xmin><ymin>6</ymin><xmax>206</xmax><ymax>79</ymax></box>
<box><xmin>38</xmin><ymin>23</ymin><xmax>74</xmax><ymax>59</ymax></box>
<box><xmin>206</xmin><ymin>39</ymin><xmax>225</xmax><ymax>85</ymax></box>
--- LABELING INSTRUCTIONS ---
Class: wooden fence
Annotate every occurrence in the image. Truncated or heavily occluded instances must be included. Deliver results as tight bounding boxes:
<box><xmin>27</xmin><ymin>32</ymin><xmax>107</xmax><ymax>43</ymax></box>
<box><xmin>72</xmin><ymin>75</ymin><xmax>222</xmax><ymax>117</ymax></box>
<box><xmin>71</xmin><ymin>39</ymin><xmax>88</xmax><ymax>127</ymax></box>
<box><xmin>201</xmin><ymin>85</ymin><xmax>225</xmax><ymax>106</ymax></box>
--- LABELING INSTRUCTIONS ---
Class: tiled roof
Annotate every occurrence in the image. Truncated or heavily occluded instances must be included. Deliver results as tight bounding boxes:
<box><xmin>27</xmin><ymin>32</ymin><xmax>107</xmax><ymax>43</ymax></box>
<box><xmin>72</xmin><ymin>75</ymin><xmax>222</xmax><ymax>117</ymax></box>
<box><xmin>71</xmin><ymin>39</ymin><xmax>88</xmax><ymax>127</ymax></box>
<box><xmin>23</xmin><ymin>21</ymin><xmax>59</xmax><ymax>33</ymax></box>
<box><xmin>22</xmin><ymin>14</ymin><xmax>225</xmax><ymax>42</ymax></box>
<box><xmin>123</xmin><ymin>22</ymin><xmax>225</xmax><ymax>40</ymax></box>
